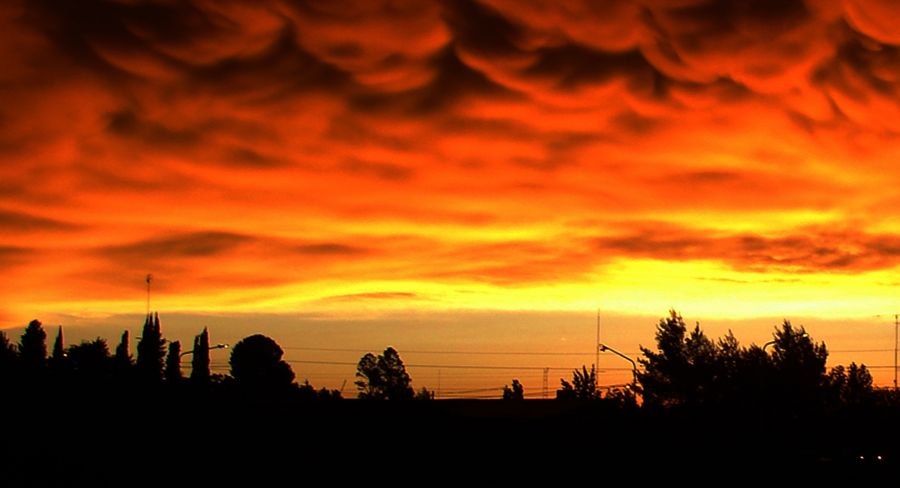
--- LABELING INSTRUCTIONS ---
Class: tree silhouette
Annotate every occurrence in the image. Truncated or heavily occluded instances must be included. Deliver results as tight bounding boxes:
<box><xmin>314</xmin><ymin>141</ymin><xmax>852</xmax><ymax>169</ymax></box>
<box><xmin>19</xmin><ymin>319</ymin><xmax>47</xmax><ymax>376</ymax></box>
<box><xmin>49</xmin><ymin>326</ymin><xmax>66</xmax><ymax>374</ymax></box>
<box><xmin>355</xmin><ymin>347</ymin><xmax>414</xmax><ymax>400</ymax></box>
<box><xmin>0</xmin><ymin>330</ymin><xmax>17</xmax><ymax>381</ymax></box>
<box><xmin>190</xmin><ymin>327</ymin><xmax>210</xmax><ymax>385</ymax></box>
<box><xmin>769</xmin><ymin>320</ymin><xmax>828</xmax><ymax>412</ymax></box>
<box><xmin>829</xmin><ymin>362</ymin><xmax>874</xmax><ymax>406</ymax></box>
<box><xmin>502</xmin><ymin>379</ymin><xmax>524</xmax><ymax>400</ymax></box>
<box><xmin>229</xmin><ymin>334</ymin><xmax>295</xmax><ymax>390</ymax></box>
<box><xmin>637</xmin><ymin>311</ymin><xmax>721</xmax><ymax>406</ymax></box>
<box><xmin>556</xmin><ymin>365</ymin><xmax>598</xmax><ymax>400</ymax></box>
<box><xmin>113</xmin><ymin>330</ymin><xmax>133</xmax><ymax>382</ymax></box>
<box><xmin>67</xmin><ymin>339</ymin><xmax>111</xmax><ymax>382</ymax></box>
<box><xmin>165</xmin><ymin>341</ymin><xmax>182</xmax><ymax>383</ymax></box>
<box><xmin>114</xmin><ymin>330</ymin><xmax>132</xmax><ymax>366</ymax></box>
<box><xmin>136</xmin><ymin>313</ymin><xmax>165</xmax><ymax>382</ymax></box>
<box><xmin>414</xmin><ymin>386</ymin><xmax>434</xmax><ymax>400</ymax></box>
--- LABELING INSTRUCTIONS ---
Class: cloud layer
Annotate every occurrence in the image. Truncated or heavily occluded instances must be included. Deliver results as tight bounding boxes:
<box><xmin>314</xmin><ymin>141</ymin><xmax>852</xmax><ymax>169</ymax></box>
<box><xmin>3</xmin><ymin>0</ymin><xmax>900</xmax><ymax>320</ymax></box>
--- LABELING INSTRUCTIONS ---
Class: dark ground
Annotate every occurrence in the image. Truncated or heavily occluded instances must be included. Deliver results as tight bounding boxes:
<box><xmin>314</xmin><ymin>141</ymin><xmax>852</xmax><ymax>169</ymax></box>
<box><xmin>3</xmin><ymin>391</ymin><xmax>899</xmax><ymax>485</ymax></box>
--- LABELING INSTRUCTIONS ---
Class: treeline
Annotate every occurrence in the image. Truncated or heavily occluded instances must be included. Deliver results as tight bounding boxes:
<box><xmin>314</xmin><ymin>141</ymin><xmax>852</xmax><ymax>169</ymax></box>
<box><xmin>502</xmin><ymin>310</ymin><xmax>887</xmax><ymax>411</ymax></box>
<box><xmin>0</xmin><ymin>313</ymin><xmax>344</xmax><ymax>401</ymax></box>
<box><xmin>0</xmin><ymin>309</ymin><xmax>892</xmax><ymax>410</ymax></box>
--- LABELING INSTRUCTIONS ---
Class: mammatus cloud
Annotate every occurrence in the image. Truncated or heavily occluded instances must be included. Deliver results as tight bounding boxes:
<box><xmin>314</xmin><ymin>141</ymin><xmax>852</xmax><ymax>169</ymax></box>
<box><xmin>3</xmin><ymin>0</ymin><xmax>900</xmax><ymax>320</ymax></box>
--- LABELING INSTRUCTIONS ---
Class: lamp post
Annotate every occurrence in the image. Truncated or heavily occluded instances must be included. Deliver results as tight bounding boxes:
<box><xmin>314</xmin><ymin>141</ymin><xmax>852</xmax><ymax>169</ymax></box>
<box><xmin>180</xmin><ymin>343</ymin><xmax>229</xmax><ymax>357</ymax></box>
<box><xmin>599</xmin><ymin>343</ymin><xmax>638</xmax><ymax>389</ymax></box>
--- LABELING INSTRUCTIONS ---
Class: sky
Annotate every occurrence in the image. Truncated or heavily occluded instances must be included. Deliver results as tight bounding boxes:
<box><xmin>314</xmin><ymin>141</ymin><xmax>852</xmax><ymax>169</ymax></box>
<box><xmin>4</xmin><ymin>0</ymin><xmax>900</xmax><ymax>392</ymax></box>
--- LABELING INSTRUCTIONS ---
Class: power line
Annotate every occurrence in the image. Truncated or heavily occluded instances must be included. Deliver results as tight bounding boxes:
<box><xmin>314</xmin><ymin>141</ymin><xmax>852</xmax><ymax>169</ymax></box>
<box><xmin>284</xmin><ymin>359</ymin><xmax>636</xmax><ymax>372</ymax></box>
<box><xmin>282</xmin><ymin>346</ymin><xmax>633</xmax><ymax>356</ymax></box>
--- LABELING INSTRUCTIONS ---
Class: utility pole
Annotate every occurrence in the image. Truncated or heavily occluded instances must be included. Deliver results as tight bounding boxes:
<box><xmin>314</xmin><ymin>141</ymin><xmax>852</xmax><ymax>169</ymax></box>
<box><xmin>595</xmin><ymin>310</ymin><xmax>600</xmax><ymax>392</ymax></box>
<box><xmin>875</xmin><ymin>314</ymin><xmax>898</xmax><ymax>390</ymax></box>
<box><xmin>542</xmin><ymin>367</ymin><xmax>549</xmax><ymax>399</ymax></box>
<box><xmin>145</xmin><ymin>274</ymin><xmax>152</xmax><ymax>315</ymax></box>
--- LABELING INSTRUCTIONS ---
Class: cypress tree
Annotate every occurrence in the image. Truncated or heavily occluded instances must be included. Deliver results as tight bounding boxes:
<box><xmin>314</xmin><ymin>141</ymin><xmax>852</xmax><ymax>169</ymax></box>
<box><xmin>136</xmin><ymin>313</ymin><xmax>166</xmax><ymax>382</ymax></box>
<box><xmin>114</xmin><ymin>330</ymin><xmax>132</xmax><ymax>369</ymax></box>
<box><xmin>49</xmin><ymin>326</ymin><xmax>65</xmax><ymax>368</ymax></box>
<box><xmin>190</xmin><ymin>327</ymin><xmax>211</xmax><ymax>384</ymax></box>
<box><xmin>165</xmin><ymin>341</ymin><xmax>182</xmax><ymax>383</ymax></box>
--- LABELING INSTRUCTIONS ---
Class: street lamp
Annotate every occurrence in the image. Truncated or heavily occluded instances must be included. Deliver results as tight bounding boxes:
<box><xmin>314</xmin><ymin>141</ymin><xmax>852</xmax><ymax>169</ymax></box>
<box><xmin>180</xmin><ymin>343</ymin><xmax>229</xmax><ymax>357</ymax></box>
<box><xmin>599</xmin><ymin>343</ymin><xmax>638</xmax><ymax>388</ymax></box>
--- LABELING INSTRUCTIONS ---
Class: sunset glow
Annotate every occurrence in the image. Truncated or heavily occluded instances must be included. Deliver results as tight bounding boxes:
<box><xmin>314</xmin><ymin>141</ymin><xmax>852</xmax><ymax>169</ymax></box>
<box><xmin>4</xmin><ymin>1</ymin><xmax>900</xmax><ymax>389</ymax></box>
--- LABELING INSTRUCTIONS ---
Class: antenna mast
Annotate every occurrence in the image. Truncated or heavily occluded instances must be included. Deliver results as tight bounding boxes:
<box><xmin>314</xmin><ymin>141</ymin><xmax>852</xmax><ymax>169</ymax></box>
<box><xmin>146</xmin><ymin>274</ymin><xmax>152</xmax><ymax>315</ymax></box>
<box><xmin>596</xmin><ymin>309</ymin><xmax>600</xmax><ymax>391</ymax></box>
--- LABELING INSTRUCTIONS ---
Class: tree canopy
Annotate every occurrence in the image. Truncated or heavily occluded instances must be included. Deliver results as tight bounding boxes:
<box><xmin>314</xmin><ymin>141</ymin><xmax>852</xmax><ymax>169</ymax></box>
<box><xmin>637</xmin><ymin>310</ymin><xmax>855</xmax><ymax>413</ymax></box>
<box><xmin>556</xmin><ymin>365</ymin><xmax>598</xmax><ymax>400</ymax></box>
<box><xmin>355</xmin><ymin>347</ymin><xmax>414</xmax><ymax>400</ymax></box>
<box><xmin>19</xmin><ymin>319</ymin><xmax>47</xmax><ymax>374</ymax></box>
<box><xmin>229</xmin><ymin>334</ymin><xmax>295</xmax><ymax>389</ymax></box>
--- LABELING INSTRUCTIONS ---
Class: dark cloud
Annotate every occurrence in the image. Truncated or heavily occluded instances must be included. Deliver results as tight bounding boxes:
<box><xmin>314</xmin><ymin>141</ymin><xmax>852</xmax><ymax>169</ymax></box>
<box><xmin>347</xmin><ymin>46</ymin><xmax>520</xmax><ymax>116</ymax></box>
<box><xmin>102</xmin><ymin>231</ymin><xmax>253</xmax><ymax>261</ymax></box>
<box><xmin>0</xmin><ymin>209</ymin><xmax>78</xmax><ymax>232</ymax></box>
<box><xmin>440</xmin><ymin>0</ymin><xmax>525</xmax><ymax>60</ymax></box>
<box><xmin>592</xmin><ymin>225</ymin><xmax>900</xmax><ymax>273</ymax></box>
<box><xmin>0</xmin><ymin>246</ymin><xmax>33</xmax><ymax>267</ymax></box>
<box><xmin>291</xmin><ymin>243</ymin><xmax>367</xmax><ymax>256</ymax></box>
<box><xmin>106</xmin><ymin>109</ymin><xmax>201</xmax><ymax>148</ymax></box>
<box><xmin>340</xmin><ymin>158</ymin><xmax>414</xmax><ymax>181</ymax></box>
<box><xmin>101</xmin><ymin>231</ymin><xmax>368</xmax><ymax>262</ymax></box>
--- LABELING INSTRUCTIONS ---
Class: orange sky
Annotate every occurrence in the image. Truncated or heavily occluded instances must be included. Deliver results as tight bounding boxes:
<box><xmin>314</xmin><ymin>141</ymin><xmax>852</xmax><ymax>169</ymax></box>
<box><xmin>4</xmin><ymin>0</ymin><xmax>900</xmax><ymax>391</ymax></box>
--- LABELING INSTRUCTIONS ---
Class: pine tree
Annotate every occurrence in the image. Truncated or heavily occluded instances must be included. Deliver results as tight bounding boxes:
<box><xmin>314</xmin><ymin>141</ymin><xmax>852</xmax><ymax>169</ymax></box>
<box><xmin>136</xmin><ymin>313</ymin><xmax>166</xmax><ymax>382</ymax></box>
<box><xmin>190</xmin><ymin>327</ymin><xmax>211</xmax><ymax>384</ymax></box>
<box><xmin>165</xmin><ymin>341</ymin><xmax>182</xmax><ymax>383</ymax></box>
<box><xmin>48</xmin><ymin>326</ymin><xmax>67</xmax><ymax>379</ymax></box>
<box><xmin>50</xmin><ymin>326</ymin><xmax>65</xmax><ymax>368</ymax></box>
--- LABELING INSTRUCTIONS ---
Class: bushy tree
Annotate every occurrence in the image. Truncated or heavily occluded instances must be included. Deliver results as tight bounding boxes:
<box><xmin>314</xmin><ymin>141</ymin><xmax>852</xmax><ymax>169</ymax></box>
<box><xmin>355</xmin><ymin>347</ymin><xmax>414</xmax><ymax>400</ymax></box>
<box><xmin>638</xmin><ymin>312</ymin><xmax>840</xmax><ymax>412</ymax></box>
<box><xmin>136</xmin><ymin>313</ymin><xmax>165</xmax><ymax>382</ymax></box>
<box><xmin>557</xmin><ymin>366</ymin><xmax>598</xmax><ymax>400</ymax></box>
<box><xmin>502</xmin><ymin>379</ymin><xmax>524</xmax><ymax>400</ymax></box>
<box><xmin>769</xmin><ymin>320</ymin><xmax>828</xmax><ymax>412</ymax></box>
<box><xmin>67</xmin><ymin>339</ymin><xmax>112</xmax><ymax>382</ymax></box>
<box><xmin>229</xmin><ymin>334</ymin><xmax>295</xmax><ymax>389</ymax></box>
<box><xmin>19</xmin><ymin>319</ymin><xmax>47</xmax><ymax>374</ymax></box>
<box><xmin>829</xmin><ymin>362</ymin><xmax>874</xmax><ymax>406</ymax></box>
<box><xmin>414</xmin><ymin>387</ymin><xmax>434</xmax><ymax>400</ymax></box>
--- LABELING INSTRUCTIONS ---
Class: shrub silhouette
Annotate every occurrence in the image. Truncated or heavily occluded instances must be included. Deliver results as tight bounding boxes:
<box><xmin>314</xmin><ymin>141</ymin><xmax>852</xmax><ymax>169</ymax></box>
<box><xmin>502</xmin><ymin>379</ymin><xmax>524</xmax><ymax>400</ymax></box>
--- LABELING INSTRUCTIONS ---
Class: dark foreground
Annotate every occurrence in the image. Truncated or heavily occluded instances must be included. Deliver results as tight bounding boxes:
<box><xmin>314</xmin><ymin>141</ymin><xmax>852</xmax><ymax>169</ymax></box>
<box><xmin>3</xmin><ymin>390</ymin><xmax>899</xmax><ymax>485</ymax></box>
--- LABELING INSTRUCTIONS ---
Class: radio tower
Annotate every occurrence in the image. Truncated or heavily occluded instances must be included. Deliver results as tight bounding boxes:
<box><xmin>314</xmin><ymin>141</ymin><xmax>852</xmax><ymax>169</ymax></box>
<box><xmin>146</xmin><ymin>274</ymin><xmax>152</xmax><ymax>315</ymax></box>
